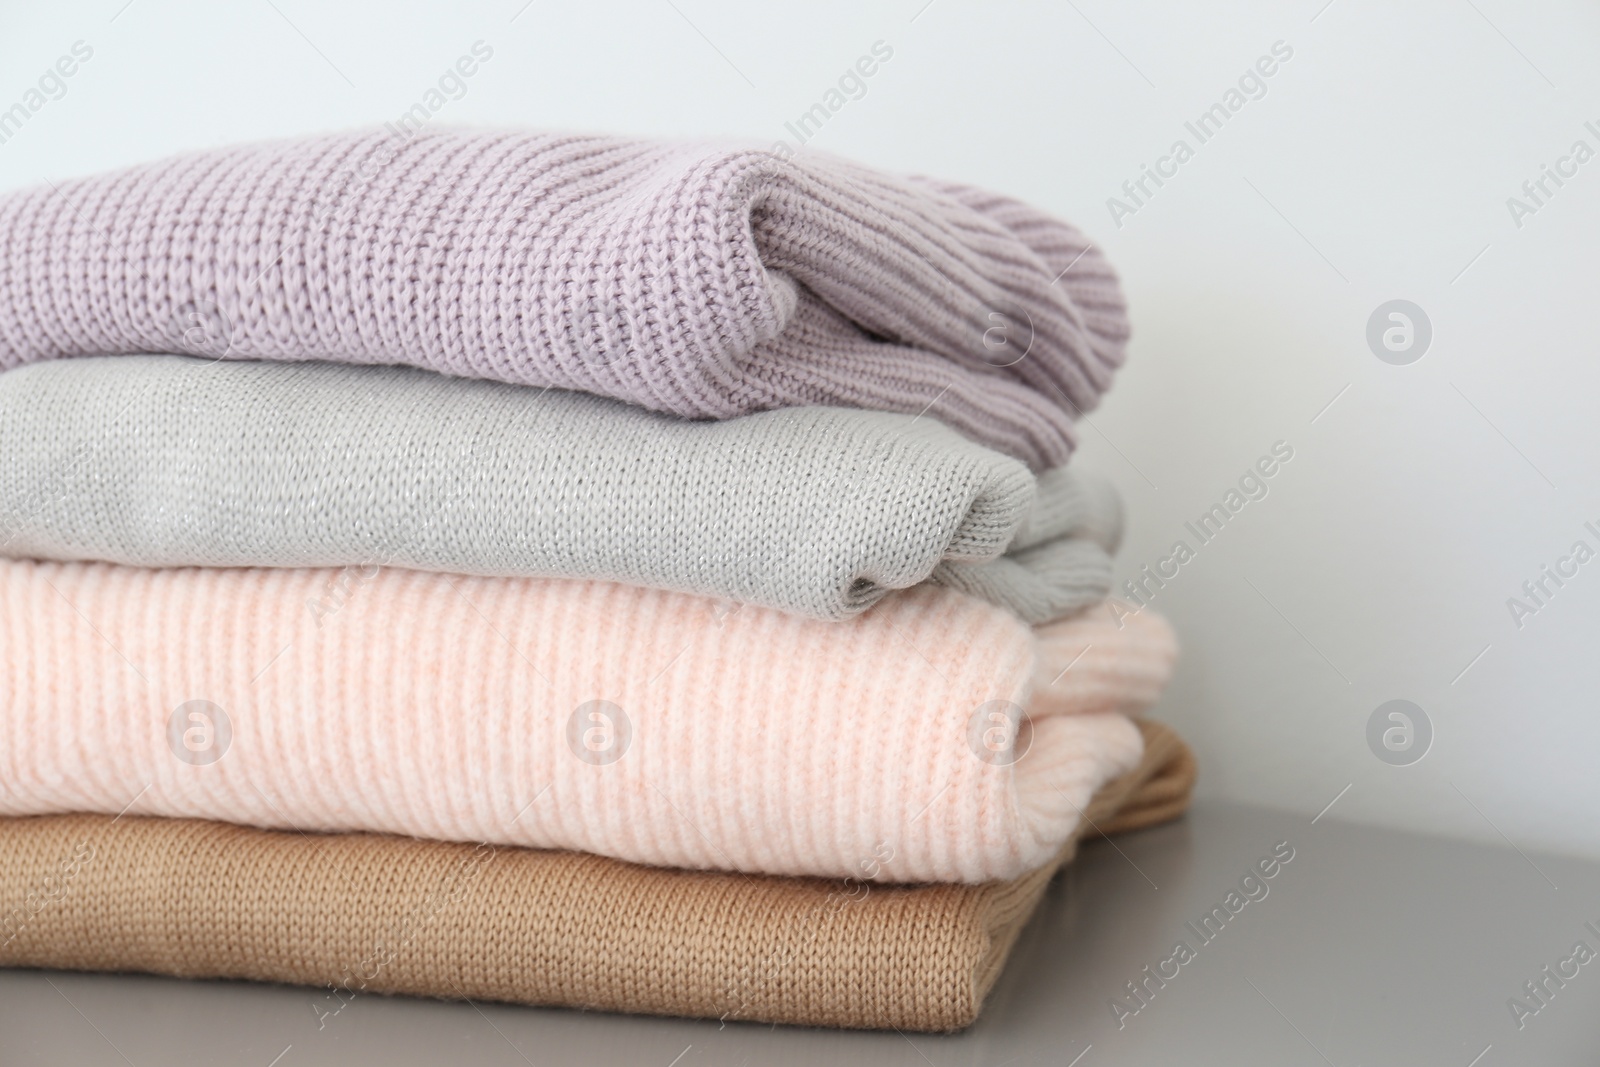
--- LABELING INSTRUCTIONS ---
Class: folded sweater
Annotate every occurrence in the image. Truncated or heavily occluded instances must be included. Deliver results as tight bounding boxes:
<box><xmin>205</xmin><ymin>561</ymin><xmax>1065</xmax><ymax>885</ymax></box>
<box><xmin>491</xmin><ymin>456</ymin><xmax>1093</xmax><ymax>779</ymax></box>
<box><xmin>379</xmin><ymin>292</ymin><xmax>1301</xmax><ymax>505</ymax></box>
<box><xmin>0</xmin><ymin>558</ymin><xmax>1176</xmax><ymax>882</ymax></box>
<box><xmin>0</xmin><ymin>129</ymin><xmax>1128</xmax><ymax>468</ymax></box>
<box><xmin>0</xmin><ymin>354</ymin><xmax>1120</xmax><ymax>624</ymax></box>
<box><xmin>0</xmin><ymin>720</ymin><xmax>1194</xmax><ymax>1032</ymax></box>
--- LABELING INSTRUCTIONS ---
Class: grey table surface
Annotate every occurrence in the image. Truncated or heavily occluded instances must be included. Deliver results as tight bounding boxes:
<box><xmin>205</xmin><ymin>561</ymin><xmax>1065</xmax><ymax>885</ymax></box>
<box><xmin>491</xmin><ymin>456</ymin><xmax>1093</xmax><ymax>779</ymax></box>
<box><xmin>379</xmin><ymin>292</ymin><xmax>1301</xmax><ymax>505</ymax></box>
<box><xmin>3</xmin><ymin>801</ymin><xmax>1597</xmax><ymax>1065</ymax></box>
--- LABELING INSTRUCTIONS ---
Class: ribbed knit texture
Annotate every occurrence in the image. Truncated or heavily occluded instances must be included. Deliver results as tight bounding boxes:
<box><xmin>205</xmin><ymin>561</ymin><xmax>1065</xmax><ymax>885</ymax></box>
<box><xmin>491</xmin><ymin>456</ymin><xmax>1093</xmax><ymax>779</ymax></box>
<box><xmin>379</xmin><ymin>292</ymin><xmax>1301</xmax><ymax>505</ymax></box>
<box><xmin>0</xmin><ymin>721</ymin><xmax>1195</xmax><ymax>1032</ymax></box>
<box><xmin>0</xmin><ymin>129</ymin><xmax>1129</xmax><ymax>468</ymax></box>
<box><xmin>0</xmin><ymin>557</ymin><xmax>1176</xmax><ymax>882</ymax></box>
<box><xmin>0</xmin><ymin>354</ymin><xmax>1120</xmax><ymax>623</ymax></box>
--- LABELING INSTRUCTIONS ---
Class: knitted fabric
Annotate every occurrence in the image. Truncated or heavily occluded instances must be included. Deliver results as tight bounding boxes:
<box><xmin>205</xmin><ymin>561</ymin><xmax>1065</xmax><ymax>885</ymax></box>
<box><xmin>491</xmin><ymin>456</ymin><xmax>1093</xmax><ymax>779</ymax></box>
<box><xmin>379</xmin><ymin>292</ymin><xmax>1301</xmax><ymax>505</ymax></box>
<box><xmin>0</xmin><ymin>721</ymin><xmax>1194</xmax><ymax>1032</ymax></box>
<box><xmin>0</xmin><ymin>129</ymin><xmax>1128</xmax><ymax>468</ymax></box>
<box><xmin>933</xmin><ymin>465</ymin><xmax>1121</xmax><ymax>624</ymax></box>
<box><xmin>0</xmin><ymin>557</ymin><xmax>1176</xmax><ymax>882</ymax></box>
<box><xmin>0</xmin><ymin>354</ymin><xmax>1120</xmax><ymax>624</ymax></box>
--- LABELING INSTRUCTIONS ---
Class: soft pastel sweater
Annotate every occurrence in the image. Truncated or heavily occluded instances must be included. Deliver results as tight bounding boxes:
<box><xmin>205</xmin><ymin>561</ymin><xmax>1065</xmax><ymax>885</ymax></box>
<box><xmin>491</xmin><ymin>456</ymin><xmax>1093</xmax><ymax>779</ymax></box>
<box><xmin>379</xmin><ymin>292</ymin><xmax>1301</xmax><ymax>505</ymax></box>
<box><xmin>0</xmin><ymin>354</ymin><xmax>1121</xmax><ymax>623</ymax></box>
<box><xmin>0</xmin><ymin>558</ymin><xmax>1176</xmax><ymax>882</ymax></box>
<box><xmin>0</xmin><ymin>721</ymin><xmax>1194</xmax><ymax>1032</ymax></box>
<box><xmin>0</xmin><ymin>129</ymin><xmax>1128</xmax><ymax>468</ymax></box>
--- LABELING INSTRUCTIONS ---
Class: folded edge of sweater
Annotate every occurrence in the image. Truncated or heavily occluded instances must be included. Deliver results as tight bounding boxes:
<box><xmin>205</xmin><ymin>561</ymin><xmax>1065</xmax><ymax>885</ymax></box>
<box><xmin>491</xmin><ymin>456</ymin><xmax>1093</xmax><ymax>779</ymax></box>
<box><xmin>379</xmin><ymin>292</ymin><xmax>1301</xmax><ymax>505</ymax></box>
<box><xmin>0</xmin><ymin>720</ymin><xmax>1195</xmax><ymax>1032</ymax></box>
<box><xmin>0</xmin><ymin>128</ymin><xmax>1129</xmax><ymax>467</ymax></box>
<box><xmin>0</xmin><ymin>555</ymin><xmax>1176</xmax><ymax>882</ymax></box>
<box><xmin>0</xmin><ymin>354</ymin><xmax>1121</xmax><ymax>623</ymax></box>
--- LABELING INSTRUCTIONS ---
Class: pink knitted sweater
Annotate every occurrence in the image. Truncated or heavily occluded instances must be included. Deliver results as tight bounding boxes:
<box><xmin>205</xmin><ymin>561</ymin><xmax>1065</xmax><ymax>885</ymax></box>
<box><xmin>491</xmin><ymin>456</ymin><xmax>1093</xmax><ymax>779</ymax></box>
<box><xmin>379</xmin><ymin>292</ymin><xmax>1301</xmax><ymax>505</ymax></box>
<box><xmin>0</xmin><ymin>130</ymin><xmax>1127</xmax><ymax>468</ymax></box>
<box><xmin>0</xmin><ymin>560</ymin><xmax>1176</xmax><ymax>882</ymax></box>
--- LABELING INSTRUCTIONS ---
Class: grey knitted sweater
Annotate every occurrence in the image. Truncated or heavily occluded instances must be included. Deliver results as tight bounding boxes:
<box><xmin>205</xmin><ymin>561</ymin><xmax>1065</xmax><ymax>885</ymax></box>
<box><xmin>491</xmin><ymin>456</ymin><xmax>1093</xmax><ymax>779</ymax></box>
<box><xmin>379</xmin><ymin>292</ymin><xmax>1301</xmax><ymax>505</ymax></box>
<box><xmin>0</xmin><ymin>356</ymin><xmax>1120</xmax><ymax>622</ymax></box>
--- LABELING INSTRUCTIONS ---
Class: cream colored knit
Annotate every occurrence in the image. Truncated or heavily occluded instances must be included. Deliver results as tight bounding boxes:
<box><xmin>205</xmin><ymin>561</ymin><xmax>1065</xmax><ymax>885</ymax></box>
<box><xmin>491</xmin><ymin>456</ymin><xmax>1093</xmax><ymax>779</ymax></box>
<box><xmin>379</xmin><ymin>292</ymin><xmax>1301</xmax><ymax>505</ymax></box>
<box><xmin>0</xmin><ymin>558</ymin><xmax>1176</xmax><ymax>882</ymax></box>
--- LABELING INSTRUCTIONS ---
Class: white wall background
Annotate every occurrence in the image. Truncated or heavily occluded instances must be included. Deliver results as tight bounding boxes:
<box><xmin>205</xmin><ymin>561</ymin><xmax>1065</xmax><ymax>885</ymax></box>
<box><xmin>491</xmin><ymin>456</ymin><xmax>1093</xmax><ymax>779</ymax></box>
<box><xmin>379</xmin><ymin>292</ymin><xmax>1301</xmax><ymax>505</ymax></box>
<box><xmin>3</xmin><ymin>0</ymin><xmax>1597</xmax><ymax>856</ymax></box>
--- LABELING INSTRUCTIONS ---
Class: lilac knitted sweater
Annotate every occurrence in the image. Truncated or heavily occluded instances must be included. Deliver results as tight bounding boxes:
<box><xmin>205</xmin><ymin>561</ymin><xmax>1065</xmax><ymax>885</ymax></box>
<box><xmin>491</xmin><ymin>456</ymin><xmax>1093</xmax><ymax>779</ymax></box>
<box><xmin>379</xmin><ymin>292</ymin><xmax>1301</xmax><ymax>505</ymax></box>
<box><xmin>0</xmin><ymin>129</ymin><xmax>1126</xmax><ymax>467</ymax></box>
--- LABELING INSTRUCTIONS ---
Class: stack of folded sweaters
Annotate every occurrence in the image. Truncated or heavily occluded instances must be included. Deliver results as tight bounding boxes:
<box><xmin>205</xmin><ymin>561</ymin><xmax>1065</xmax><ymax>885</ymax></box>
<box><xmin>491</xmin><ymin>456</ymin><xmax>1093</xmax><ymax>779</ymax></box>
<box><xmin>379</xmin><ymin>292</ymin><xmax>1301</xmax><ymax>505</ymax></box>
<box><xmin>0</xmin><ymin>129</ymin><xmax>1193</xmax><ymax>1032</ymax></box>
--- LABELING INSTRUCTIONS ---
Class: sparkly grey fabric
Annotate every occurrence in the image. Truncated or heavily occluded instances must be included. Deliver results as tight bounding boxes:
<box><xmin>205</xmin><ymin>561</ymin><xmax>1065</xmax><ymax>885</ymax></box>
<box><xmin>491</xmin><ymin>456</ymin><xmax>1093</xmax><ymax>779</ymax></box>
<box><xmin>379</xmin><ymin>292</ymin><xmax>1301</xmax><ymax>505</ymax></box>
<box><xmin>0</xmin><ymin>355</ymin><xmax>1120</xmax><ymax>621</ymax></box>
